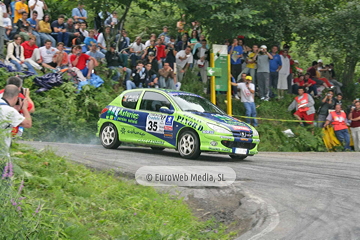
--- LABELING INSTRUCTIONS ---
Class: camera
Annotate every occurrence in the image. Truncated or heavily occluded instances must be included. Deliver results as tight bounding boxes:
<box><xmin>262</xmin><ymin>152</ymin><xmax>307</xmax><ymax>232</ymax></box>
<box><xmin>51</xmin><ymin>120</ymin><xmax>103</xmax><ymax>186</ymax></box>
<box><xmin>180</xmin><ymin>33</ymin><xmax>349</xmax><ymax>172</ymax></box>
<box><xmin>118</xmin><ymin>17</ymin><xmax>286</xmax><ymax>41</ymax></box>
<box><xmin>327</xmin><ymin>93</ymin><xmax>331</xmax><ymax>96</ymax></box>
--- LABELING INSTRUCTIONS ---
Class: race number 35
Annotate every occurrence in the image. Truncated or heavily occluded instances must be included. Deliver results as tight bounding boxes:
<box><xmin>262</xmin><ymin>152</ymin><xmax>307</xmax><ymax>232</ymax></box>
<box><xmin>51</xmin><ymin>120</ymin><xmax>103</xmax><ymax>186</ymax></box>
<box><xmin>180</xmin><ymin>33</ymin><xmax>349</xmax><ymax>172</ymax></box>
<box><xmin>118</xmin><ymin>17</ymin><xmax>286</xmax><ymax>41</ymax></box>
<box><xmin>147</xmin><ymin>121</ymin><xmax>158</xmax><ymax>131</ymax></box>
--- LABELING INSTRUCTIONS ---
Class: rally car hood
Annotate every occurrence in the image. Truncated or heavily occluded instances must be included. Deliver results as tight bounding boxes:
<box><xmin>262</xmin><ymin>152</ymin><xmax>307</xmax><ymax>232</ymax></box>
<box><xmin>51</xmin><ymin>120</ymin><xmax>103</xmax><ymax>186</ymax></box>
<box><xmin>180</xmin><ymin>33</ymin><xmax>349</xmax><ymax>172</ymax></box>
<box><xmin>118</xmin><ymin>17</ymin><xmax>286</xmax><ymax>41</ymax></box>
<box><xmin>188</xmin><ymin>112</ymin><xmax>253</xmax><ymax>132</ymax></box>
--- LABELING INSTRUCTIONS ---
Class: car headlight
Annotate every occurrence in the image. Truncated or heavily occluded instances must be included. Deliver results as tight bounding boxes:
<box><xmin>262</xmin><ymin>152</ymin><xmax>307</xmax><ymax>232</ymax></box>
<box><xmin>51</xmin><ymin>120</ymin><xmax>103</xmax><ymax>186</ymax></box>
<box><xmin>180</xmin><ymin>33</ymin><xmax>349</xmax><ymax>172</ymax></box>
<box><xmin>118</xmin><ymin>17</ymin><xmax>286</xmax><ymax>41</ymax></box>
<box><xmin>252</xmin><ymin>128</ymin><xmax>259</xmax><ymax>137</ymax></box>
<box><xmin>207</xmin><ymin>123</ymin><xmax>232</xmax><ymax>134</ymax></box>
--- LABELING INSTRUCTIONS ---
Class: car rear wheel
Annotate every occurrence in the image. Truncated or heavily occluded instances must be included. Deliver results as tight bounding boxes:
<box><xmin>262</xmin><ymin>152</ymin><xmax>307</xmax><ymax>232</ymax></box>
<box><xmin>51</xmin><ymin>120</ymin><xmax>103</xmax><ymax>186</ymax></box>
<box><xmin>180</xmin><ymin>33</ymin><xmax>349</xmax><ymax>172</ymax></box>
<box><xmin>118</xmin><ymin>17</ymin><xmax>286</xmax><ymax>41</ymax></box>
<box><xmin>100</xmin><ymin>123</ymin><xmax>121</xmax><ymax>149</ymax></box>
<box><xmin>178</xmin><ymin>130</ymin><xmax>201</xmax><ymax>159</ymax></box>
<box><xmin>151</xmin><ymin>147</ymin><xmax>165</xmax><ymax>151</ymax></box>
<box><xmin>229</xmin><ymin>154</ymin><xmax>247</xmax><ymax>160</ymax></box>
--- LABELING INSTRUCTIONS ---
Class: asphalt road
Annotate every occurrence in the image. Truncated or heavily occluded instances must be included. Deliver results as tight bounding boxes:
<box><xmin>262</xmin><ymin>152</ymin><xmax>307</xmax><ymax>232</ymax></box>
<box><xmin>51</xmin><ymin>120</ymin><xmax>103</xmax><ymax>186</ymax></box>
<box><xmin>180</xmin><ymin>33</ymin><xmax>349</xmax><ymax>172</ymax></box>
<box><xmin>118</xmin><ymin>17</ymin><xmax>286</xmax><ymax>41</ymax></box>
<box><xmin>23</xmin><ymin>141</ymin><xmax>360</xmax><ymax>240</ymax></box>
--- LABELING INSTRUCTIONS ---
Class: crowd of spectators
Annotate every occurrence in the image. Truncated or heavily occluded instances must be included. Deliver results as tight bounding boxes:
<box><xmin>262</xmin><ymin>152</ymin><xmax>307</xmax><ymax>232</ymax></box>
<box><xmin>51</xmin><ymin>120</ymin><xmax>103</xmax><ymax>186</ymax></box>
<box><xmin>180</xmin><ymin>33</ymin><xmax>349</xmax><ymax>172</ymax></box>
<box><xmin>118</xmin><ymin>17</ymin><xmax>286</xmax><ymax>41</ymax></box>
<box><xmin>0</xmin><ymin>2</ymin><xmax>359</xmax><ymax>151</ymax></box>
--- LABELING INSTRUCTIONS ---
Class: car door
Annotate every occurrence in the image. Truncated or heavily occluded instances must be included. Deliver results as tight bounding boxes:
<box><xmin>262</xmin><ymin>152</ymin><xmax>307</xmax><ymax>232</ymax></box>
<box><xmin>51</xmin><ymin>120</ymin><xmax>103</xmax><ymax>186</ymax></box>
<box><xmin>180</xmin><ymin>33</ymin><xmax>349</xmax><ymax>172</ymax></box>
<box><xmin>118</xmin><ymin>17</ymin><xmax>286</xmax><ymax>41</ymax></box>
<box><xmin>116</xmin><ymin>90</ymin><xmax>143</xmax><ymax>143</ymax></box>
<box><xmin>136</xmin><ymin>91</ymin><xmax>176</xmax><ymax>147</ymax></box>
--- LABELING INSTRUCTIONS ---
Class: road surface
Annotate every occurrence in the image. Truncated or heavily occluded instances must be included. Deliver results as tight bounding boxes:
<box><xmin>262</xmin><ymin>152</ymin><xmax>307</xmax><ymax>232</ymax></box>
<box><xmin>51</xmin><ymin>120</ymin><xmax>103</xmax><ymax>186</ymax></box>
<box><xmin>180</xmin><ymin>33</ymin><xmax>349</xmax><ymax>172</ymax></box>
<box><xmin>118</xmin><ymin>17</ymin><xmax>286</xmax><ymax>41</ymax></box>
<box><xmin>23</xmin><ymin>141</ymin><xmax>360</xmax><ymax>240</ymax></box>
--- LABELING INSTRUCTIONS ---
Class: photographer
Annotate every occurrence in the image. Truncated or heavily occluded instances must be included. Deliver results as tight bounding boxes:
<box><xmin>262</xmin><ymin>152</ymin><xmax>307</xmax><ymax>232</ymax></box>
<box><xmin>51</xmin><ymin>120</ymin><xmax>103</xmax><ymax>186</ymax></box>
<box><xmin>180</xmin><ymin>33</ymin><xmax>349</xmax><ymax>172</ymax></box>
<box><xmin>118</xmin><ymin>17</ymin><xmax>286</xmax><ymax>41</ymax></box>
<box><xmin>317</xmin><ymin>90</ymin><xmax>336</xmax><ymax>127</ymax></box>
<box><xmin>1</xmin><ymin>85</ymin><xmax>32</xmax><ymax>156</ymax></box>
<box><xmin>165</xmin><ymin>36</ymin><xmax>177</xmax><ymax>69</ymax></box>
<box><xmin>256</xmin><ymin>45</ymin><xmax>273</xmax><ymax>101</ymax></box>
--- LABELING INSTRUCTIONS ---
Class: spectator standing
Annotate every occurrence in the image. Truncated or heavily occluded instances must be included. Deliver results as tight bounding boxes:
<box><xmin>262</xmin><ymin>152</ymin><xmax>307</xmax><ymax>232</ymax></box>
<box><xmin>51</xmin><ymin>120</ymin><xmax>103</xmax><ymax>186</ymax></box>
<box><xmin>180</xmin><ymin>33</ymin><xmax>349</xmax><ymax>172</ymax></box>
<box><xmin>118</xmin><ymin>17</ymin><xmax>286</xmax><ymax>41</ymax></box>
<box><xmin>70</xmin><ymin>45</ymin><xmax>96</xmax><ymax>79</ymax></box>
<box><xmin>26</xmin><ymin>10</ymin><xmax>41</xmax><ymax>46</ymax></box>
<box><xmin>37</xmin><ymin>14</ymin><xmax>56</xmax><ymax>47</ymax></box>
<box><xmin>324</xmin><ymin>104</ymin><xmax>351</xmax><ymax>151</ymax></box>
<box><xmin>192</xmin><ymin>35</ymin><xmax>208</xmax><ymax>54</ymax></box>
<box><xmin>51</xmin><ymin>15</ymin><xmax>70</xmax><ymax>47</ymax></box>
<box><xmin>176</xmin><ymin>34</ymin><xmax>188</xmax><ymax>51</ymax></box>
<box><xmin>317</xmin><ymin>90</ymin><xmax>336</xmax><ymax>128</ymax></box>
<box><xmin>165</xmin><ymin>36</ymin><xmax>177</xmax><ymax>69</ymax></box>
<box><xmin>288</xmin><ymin>86</ymin><xmax>315</xmax><ymax>126</ymax></box>
<box><xmin>145</xmin><ymin>33</ymin><xmax>156</xmax><ymax>47</ymax></box>
<box><xmin>269</xmin><ymin>45</ymin><xmax>282</xmax><ymax>98</ymax></box>
<box><xmin>129</xmin><ymin>36</ymin><xmax>145</xmax><ymax>68</ymax></box>
<box><xmin>256</xmin><ymin>45</ymin><xmax>273</xmax><ymax>101</ymax></box>
<box><xmin>193</xmin><ymin>39</ymin><xmax>210</xmax><ymax>84</ymax></box>
<box><xmin>158</xmin><ymin>26</ymin><xmax>170</xmax><ymax>43</ymax></box>
<box><xmin>175</xmin><ymin>46</ymin><xmax>193</xmax><ymax>83</ymax></box>
<box><xmin>21</xmin><ymin>35</ymin><xmax>43</xmax><ymax>72</ymax></box>
<box><xmin>72</xmin><ymin>3</ymin><xmax>87</xmax><ymax>23</ymax></box>
<box><xmin>28</xmin><ymin>0</ymin><xmax>47</xmax><ymax>20</ymax></box>
<box><xmin>228</xmin><ymin>38</ymin><xmax>243</xmax><ymax>80</ymax></box>
<box><xmin>142</xmin><ymin>39</ymin><xmax>157</xmax><ymax>60</ymax></box>
<box><xmin>241</xmin><ymin>44</ymin><xmax>258</xmax><ymax>86</ymax></box>
<box><xmin>349</xmin><ymin>101</ymin><xmax>360</xmax><ymax>151</ymax></box>
<box><xmin>188</xmin><ymin>30</ymin><xmax>199</xmax><ymax>49</ymax></box>
<box><xmin>0</xmin><ymin>85</ymin><xmax>32</xmax><ymax>156</ymax></box>
<box><xmin>105</xmin><ymin>43</ymin><xmax>132</xmax><ymax>84</ymax></box>
<box><xmin>277</xmin><ymin>50</ymin><xmax>290</xmax><ymax>99</ymax></box>
<box><xmin>231</xmin><ymin>76</ymin><xmax>258</xmax><ymax>127</ymax></box>
<box><xmin>6</xmin><ymin>34</ymin><xmax>36</xmax><ymax>74</ymax></box>
<box><xmin>14</xmin><ymin>0</ymin><xmax>28</xmax><ymax>23</ymax></box>
<box><xmin>104</xmin><ymin>11</ymin><xmax>118</xmax><ymax>27</ymax></box>
<box><xmin>335</xmin><ymin>93</ymin><xmax>343</xmax><ymax>106</ymax></box>
<box><xmin>155</xmin><ymin>37</ymin><xmax>166</xmax><ymax>69</ymax></box>
<box><xmin>158</xmin><ymin>62</ymin><xmax>176</xmax><ymax>89</ymax></box>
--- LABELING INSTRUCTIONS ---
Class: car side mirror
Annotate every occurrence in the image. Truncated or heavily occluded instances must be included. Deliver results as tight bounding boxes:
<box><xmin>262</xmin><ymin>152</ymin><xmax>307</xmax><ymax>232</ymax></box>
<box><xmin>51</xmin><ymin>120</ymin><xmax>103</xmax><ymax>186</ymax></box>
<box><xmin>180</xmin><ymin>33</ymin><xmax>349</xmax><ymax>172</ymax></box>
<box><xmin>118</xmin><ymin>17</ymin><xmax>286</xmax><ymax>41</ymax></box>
<box><xmin>160</xmin><ymin>106</ymin><xmax>174</xmax><ymax>114</ymax></box>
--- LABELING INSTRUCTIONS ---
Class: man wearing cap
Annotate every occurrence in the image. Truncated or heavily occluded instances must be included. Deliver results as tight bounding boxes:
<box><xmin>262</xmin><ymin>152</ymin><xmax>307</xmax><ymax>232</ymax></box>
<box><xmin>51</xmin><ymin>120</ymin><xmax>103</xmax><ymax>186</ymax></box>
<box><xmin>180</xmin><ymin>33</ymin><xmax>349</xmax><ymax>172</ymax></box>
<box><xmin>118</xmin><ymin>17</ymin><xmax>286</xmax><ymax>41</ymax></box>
<box><xmin>288</xmin><ymin>86</ymin><xmax>315</xmax><ymax>126</ymax></box>
<box><xmin>231</xmin><ymin>76</ymin><xmax>258</xmax><ymax>126</ymax></box>
<box><xmin>256</xmin><ymin>45</ymin><xmax>273</xmax><ymax>101</ymax></box>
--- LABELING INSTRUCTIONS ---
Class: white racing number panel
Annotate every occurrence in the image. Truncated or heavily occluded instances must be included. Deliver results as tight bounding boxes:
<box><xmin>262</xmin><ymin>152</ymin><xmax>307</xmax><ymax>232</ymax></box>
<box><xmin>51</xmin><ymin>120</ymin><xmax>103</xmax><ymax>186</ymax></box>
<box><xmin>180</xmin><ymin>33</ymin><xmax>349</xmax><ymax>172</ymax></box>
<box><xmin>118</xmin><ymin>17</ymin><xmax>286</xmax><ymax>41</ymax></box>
<box><xmin>146</xmin><ymin>113</ymin><xmax>168</xmax><ymax>133</ymax></box>
<box><xmin>235</xmin><ymin>148</ymin><xmax>248</xmax><ymax>155</ymax></box>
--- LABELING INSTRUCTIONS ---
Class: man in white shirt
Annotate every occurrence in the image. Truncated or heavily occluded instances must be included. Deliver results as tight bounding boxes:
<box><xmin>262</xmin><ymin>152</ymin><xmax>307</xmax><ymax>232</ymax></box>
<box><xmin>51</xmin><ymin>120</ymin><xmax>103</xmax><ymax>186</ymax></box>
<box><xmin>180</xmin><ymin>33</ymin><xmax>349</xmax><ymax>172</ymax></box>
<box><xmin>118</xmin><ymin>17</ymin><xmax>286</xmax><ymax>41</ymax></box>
<box><xmin>0</xmin><ymin>85</ymin><xmax>32</xmax><ymax>157</ymax></box>
<box><xmin>28</xmin><ymin>0</ymin><xmax>47</xmax><ymax>20</ymax></box>
<box><xmin>129</xmin><ymin>36</ymin><xmax>145</xmax><ymax>69</ymax></box>
<box><xmin>39</xmin><ymin>39</ymin><xmax>57</xmax><ymax>70</ymax></box>
<box><xmin>231</xmin><ymin>75</ymin><xmax>258</xmax><ymax>127</ymax></box>
<box><xmin>2</xmin><ymin>12</ymin><xmax>12</xmax><ymax>39</ymax></box>
<box><xmin>175</xmin><ymin>46</ymin><xmax>193</xmax><ymax>83</ymax></box>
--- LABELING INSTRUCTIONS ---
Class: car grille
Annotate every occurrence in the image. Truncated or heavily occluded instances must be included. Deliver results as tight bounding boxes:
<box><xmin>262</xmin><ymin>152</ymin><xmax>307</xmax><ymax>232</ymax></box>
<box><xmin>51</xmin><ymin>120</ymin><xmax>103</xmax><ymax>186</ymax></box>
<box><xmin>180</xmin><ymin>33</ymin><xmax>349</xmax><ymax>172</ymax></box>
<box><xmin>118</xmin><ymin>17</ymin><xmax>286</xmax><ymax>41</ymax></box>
<box><xmin>232</xmin><ymin>131</ymin><xmax>253</xmax><ymax>138</ymax></box>
<box><xmin>221</xmin><ymin>140</ymin><xmax>256</xmax><ymax>149</ymax></box>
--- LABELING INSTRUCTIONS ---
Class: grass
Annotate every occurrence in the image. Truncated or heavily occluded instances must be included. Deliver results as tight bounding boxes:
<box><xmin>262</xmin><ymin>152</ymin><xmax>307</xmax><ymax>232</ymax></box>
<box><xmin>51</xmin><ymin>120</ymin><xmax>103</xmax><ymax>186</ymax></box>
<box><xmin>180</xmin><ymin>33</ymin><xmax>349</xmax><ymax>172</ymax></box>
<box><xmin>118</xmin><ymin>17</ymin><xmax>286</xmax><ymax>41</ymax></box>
<box><xmin>0</xmin><ymin>143</ymin><xmax>237</xmax><ymax>240</ymax></box>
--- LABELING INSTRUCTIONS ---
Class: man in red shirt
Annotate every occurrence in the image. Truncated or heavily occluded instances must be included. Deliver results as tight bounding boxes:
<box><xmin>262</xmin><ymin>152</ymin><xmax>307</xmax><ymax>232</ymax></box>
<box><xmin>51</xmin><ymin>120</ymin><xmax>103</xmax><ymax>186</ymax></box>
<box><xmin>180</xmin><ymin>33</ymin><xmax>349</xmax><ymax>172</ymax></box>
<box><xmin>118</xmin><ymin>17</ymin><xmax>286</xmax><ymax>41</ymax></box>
<box><xmin>21</xmin><ymin>35</ymin><xmax>43</xmax><ymax>72</ymax></box>
<box><xmin>349</xmin><ymin>100</ymin><xmax>360</xmax><ymax>151</ymax></box>
<box><xmin>70</xmin><ymin>45</ymin><xmax>97</xmax><ymax>79</ymax></box>
<box><xmin>304</xmin><ymin>73</ymin><xmax>318</xmax><ymax>97</ymax></box>
<box><xmin>156</xmin><ymin>37</ymin><xmax>166</xmax><ymax>69</ymax></box>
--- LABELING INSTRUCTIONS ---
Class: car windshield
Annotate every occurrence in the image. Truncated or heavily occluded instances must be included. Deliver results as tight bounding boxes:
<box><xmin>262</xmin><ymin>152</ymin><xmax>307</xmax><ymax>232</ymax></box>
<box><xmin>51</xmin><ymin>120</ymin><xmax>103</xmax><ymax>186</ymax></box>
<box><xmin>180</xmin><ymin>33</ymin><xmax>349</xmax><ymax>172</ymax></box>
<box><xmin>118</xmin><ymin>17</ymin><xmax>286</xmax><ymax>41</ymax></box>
<box><xmin>170</xmin><ymin>93</ymin><xmax>225</xmax><ymax>114</ymax></box>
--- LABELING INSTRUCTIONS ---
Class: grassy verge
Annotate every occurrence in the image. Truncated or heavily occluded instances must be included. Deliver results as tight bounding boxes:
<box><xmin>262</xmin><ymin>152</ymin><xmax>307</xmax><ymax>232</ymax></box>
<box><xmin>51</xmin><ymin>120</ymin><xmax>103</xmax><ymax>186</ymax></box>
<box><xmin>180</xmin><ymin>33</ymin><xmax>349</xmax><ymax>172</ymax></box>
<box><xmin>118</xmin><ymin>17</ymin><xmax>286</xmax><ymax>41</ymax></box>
<box><xmin>0</xmin><ymin>143</ymin><xmax>236</xmax><ymax>239</ymax></box>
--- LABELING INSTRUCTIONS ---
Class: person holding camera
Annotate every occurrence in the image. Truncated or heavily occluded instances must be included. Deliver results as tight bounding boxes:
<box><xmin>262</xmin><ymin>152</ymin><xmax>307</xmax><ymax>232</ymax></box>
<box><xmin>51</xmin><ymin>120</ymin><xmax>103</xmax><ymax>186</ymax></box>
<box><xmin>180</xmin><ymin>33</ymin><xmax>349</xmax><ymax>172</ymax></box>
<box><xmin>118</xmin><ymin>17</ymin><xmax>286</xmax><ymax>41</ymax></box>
<box><xmin>29</xmin><ymin>0</ymin><xmax>47</xmax><ymax>20</ymax></box>
<box><xmin>349</xmin><ymin>100</ymin><xmax>360</xmax><ymax>151</ymax></box>
<box><xmin>165</xmin><ymin>36</ymin><xmax>177</xmax><ymax>69</ymax></box>
<box><xmin>317</xmin><ymin>90</ymin><xmax>336</xmax><ymax>127</ymax></box>
<box><xmin>127</xmin><ymin>61</ymin><xmax>146</xmax><ymax>90</ymax></box>
<box><xmin>0</xmin><ymin>85</ymin><xmax>32</xmax><ymax>156</ymax></box>
<box><xmin>256</xmin><ymin>45</ymin><xmax>273</xmax><ymax>101</ymax></box>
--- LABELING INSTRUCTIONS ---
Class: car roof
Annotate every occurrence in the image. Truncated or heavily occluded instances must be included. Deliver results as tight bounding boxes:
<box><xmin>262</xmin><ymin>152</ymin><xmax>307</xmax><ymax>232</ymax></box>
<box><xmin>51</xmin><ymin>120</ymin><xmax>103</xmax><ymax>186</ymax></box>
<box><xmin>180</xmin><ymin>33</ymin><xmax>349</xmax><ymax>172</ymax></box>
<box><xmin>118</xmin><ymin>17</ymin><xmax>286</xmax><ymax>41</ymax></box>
<box><xmin>122</xmin><ymin>88</ymin><xmax>202</xmax><ymax>98</ymax></box>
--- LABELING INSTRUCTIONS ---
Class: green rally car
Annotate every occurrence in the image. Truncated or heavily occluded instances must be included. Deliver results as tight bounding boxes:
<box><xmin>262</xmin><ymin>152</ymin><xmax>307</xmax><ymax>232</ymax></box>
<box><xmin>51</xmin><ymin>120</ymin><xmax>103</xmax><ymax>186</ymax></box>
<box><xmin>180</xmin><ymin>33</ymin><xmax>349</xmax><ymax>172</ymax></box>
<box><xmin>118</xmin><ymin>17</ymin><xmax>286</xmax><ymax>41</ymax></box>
<box><xmin>97</xmin><ymin>89</ymin><xmax>260</xmax><ymax>159</ymax></box>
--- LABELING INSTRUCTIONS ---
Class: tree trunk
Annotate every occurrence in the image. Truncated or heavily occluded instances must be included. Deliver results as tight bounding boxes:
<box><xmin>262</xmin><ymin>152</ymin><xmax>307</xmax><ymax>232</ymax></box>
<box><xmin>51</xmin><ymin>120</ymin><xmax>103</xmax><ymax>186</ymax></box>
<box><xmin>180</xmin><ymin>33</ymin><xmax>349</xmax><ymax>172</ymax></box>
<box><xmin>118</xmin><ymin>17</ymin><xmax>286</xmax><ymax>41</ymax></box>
<box><xmin>341</xmin><ymin>55</ymin><xmax>358</xmax><ymax>87</ymax></box>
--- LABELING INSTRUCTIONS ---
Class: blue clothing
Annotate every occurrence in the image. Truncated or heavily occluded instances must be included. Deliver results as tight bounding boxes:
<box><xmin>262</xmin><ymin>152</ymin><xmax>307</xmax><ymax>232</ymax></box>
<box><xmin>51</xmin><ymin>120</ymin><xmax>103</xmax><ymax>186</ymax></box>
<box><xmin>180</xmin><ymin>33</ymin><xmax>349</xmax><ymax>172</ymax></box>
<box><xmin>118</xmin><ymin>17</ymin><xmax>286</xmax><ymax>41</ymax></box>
<box><xmin>84</xmin><ymin>37</ymin><xmax>97</xmax><ymax>48</ymax></box>
<box><xmin>228</xmin><ymin>46</ymin><xmax>243</xmax><ymax>65</ymax></box>
<box><xmin>269</xmin><ymin>53</ymin><xmax>282</xmax><ymax>72</ymax></box>
<box><xmin>27</xmin><ymin>18</ymin><xmax>37</xmax><ymax>30</ymax></box>
<box><xmin>193</xmin><ymin>43</ymin><xmax>209</xmax><ymax>55</ymax></box>
<box><xmin>85</xmin><ymin>51</ymin><xmax>105</xmax><ymax>60</ymax></box>
<box><xmin>11</xmin><ymin>1</ymin><xmax>15</xmax><ymax>18</ymax></box>
<box><xmin>335</xmin><ymin>129</ymin><xmax>351</xmax><ymax>150</ymax></box>
<box><xmin>243</xmin><ymin>102</ymin><xmax>258</xmax><ymax>127</ymax></box>
<box><xmin>72</xmin><ymin>8</ymin><xmax>87</xmax><ymax>22</ymax></box>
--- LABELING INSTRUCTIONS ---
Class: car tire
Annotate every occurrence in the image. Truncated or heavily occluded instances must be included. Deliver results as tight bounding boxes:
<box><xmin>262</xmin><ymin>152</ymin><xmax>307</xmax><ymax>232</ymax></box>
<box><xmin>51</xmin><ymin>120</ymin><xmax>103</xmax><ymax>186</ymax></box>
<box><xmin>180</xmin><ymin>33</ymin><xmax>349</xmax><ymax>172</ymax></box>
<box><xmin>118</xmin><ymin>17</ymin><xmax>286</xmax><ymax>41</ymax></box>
<box><xmin>229</xmin><ymin>154</ymin><xmax>247</xmax><ymax>160</ymax></box>
<box><xmin>100</xmin><ymin>123</ymin><xmax>121</xmax><ymax>149</ymax></box>
<box><xmin>151</xmin><ymin>147</ymin><xmax>165</xmax><ymax>151</ymax></box>
<box><xmin>178</xmin><ymin>130</ymin><xmax>201</xmax><ymax>159</ymax></box>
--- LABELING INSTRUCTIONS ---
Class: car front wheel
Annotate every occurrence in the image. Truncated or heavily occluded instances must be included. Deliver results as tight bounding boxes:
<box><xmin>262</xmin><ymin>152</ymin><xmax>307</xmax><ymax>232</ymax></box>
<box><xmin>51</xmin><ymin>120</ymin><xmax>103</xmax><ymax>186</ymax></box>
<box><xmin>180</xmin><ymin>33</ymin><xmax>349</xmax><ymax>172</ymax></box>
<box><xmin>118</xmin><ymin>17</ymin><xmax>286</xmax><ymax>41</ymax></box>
<box><xmin>178</xmin><ymin>130</ymin><xmax>201</xmax><ymax>159</ymax></box>
<box><xmin>100</xmin><ymin>123</ymin><xmax>121</xmax><ymax>149</ymax></box>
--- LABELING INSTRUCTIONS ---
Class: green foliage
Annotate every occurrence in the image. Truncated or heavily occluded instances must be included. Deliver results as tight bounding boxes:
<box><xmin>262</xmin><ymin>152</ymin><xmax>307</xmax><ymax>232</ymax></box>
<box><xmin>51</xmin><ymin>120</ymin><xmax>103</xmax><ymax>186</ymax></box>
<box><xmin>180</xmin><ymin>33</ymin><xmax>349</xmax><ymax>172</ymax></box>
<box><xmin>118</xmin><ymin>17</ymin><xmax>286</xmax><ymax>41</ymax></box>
<box><xmin>0</xmin><ymin>144</ymin><xmax>233</xmax><ymax>239</ymax></box>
